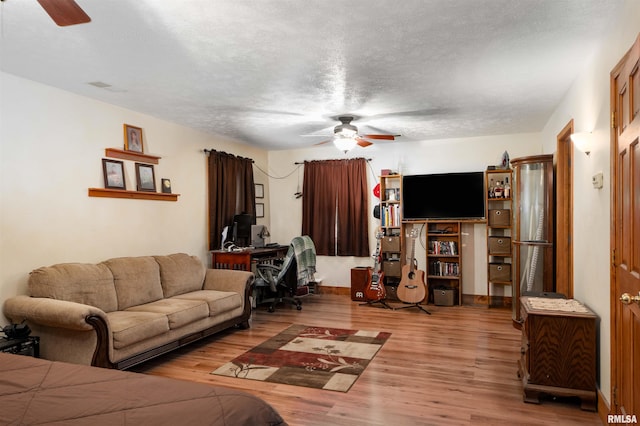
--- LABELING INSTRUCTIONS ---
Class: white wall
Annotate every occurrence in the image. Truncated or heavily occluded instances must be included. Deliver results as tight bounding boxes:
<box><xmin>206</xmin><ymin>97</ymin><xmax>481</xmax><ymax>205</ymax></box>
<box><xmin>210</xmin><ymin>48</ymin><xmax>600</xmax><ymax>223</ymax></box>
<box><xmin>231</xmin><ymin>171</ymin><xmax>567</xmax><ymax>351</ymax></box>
<box><xmin>539</xmin><ymin>0</ymin><xmax>640</xmax><ymax>408</ymax></box>
<box><xmin>267</xmin><ymin>133</ymin><xmax>542</xmax><ymax>293</ymax></box>
<box><xmin>0</xmin><ymin>72</ymin><xmax>268</xmax><ymax>324</ymax></box>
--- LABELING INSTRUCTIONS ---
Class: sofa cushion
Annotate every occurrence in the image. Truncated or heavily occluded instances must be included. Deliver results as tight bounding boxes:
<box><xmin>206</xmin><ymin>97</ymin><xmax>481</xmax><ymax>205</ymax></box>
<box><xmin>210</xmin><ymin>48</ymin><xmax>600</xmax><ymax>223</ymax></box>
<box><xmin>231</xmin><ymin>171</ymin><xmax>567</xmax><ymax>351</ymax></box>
<box><xmin>28</xmin><ymin>263</ymin><xmax>118</xmax><ymax>313</ymax></box>
<box><xmin>173</xmin><ymin>290</ymin><xmax>242</xmax><ymax>315</ymax></box>
<box><xmin>153</xmin><ymin>254</ymin><xmax>206</xmax><ymax>298</ymax></box>
<box><xmin>126</xmin><ymin>298</ymin><xmax>209</xmax><ymax>329</ymax></box>
<box><xmin>103</xmin><ymin>256</ymin><xmax>163</xmax><ymax>310</ymax></box>
<box><xmin>106</xmin><ymin>311</ymin><xmax>170</xmax><ymax>349</ymax></box>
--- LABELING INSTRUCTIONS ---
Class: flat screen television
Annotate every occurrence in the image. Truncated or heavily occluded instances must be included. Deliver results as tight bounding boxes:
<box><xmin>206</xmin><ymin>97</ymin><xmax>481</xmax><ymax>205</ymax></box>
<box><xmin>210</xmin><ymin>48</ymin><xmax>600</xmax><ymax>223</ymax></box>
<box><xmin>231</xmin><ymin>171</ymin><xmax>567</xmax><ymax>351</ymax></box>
<box><xmin>402</xmin><ymin>172</ymin><xmax>485</xmax><ymax>220</ymax></box>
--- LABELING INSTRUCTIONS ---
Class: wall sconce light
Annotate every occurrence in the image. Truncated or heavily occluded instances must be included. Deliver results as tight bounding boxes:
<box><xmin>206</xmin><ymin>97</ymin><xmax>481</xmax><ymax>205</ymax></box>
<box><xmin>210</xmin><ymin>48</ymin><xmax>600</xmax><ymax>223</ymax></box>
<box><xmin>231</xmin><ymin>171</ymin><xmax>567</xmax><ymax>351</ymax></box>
<box><xmin>570</xmin><ymin>131</ymin><xmax>593</xmax><ymax>156</ymax></box>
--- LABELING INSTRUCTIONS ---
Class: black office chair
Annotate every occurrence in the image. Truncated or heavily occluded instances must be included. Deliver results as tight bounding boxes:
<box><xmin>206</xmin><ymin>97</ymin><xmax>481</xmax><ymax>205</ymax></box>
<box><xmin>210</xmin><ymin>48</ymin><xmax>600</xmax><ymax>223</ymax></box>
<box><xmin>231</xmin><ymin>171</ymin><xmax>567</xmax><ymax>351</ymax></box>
<box><xmin>255</xmin><ymin>236</ymin><xmax>316</xmax><ymax>312</ymax></box>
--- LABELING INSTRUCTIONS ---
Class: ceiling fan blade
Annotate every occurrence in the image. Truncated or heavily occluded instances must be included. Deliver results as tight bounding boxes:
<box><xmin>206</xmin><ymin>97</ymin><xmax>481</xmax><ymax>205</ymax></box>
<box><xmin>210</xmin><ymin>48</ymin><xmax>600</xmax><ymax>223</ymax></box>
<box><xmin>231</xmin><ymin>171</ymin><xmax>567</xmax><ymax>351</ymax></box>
<box><xmin>356</xmin><ymin>138</ymin><xmax>374</xmax><ymax>148</ymax></box>
<box><xmin>314</xmin><ymin>140</ymin><xmax>331</xmax><ymax>146</ymax></box>
<box><xmin>37</xmin><ymin>0</ymin><xmax>91</xmax><ymax>26</ymax></box>
<box><xmin>361</xmin><ymin>134</ymin><xmax>398</xmax><ymax>141</ymax></box>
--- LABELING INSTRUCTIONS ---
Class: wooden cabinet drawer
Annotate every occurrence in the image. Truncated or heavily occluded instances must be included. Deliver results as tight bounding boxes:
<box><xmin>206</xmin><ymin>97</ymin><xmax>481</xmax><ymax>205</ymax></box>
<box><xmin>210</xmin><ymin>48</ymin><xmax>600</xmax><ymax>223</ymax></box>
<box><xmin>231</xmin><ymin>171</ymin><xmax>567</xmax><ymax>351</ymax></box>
<box><xmin>381</xmin><ymin>236</ymin><xmax>400</xmax><ymax>252</ymax></box>
<box><xmin>489</xmin><ymin>263</ymin><xmax>511</xmax><ymax>281</ymax></box>
<box><xmin>488</xmin><ymin>209</ymin><xmax>511</xmax><ymax>226</ymax></box>
<box><xmin>488</xmin><ymin>236</ymin><xmax>511</xmax><ymax>254</ymax></box>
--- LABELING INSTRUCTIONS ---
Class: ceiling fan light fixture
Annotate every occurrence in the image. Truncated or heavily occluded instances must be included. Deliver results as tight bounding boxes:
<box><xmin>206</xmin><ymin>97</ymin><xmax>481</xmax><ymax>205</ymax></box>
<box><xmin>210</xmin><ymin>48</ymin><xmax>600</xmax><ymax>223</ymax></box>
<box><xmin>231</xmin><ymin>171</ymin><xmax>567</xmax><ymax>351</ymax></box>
<box><xmin>334</xmin><ymin>124</ymin><xmax>357</xmax><ymax>138</ymax></box>
<box><xmin>333</xmin><ymin>135</ymin><xmax>358</xmax><ymax>152</ymax></box>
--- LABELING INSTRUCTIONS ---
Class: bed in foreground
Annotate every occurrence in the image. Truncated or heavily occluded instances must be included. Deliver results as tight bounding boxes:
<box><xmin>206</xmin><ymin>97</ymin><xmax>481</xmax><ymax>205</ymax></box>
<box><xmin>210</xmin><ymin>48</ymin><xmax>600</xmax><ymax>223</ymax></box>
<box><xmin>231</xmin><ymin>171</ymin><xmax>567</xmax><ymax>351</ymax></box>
<box><xmin>0</xmin><ymin>353</ymin><xmax>287</xmax><ymax>425</ymax></box>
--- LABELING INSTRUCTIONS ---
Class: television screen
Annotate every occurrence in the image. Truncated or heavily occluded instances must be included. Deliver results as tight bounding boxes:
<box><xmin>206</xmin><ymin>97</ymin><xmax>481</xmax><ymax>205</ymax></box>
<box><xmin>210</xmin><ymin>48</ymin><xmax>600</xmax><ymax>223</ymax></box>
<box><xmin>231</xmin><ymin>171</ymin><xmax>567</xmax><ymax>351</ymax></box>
<box><xmin>402</xmin><ymin>172</ymin><xmax>485</xmax><ymax>220</ymax></box>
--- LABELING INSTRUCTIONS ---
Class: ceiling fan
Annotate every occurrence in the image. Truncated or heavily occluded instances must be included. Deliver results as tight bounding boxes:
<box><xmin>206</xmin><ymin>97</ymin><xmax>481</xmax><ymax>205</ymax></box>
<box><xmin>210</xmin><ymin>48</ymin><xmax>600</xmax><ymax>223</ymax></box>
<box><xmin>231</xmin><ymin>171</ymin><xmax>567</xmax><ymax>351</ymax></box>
<box><xmin>36</xmin><ymin>0</ymin><xmax>91</xmax><ymax>26</ymax></box>
<box><xmin>315</xmin><ymin>115</ymin><xmax>400</xmax><ymax>152</ymax></box>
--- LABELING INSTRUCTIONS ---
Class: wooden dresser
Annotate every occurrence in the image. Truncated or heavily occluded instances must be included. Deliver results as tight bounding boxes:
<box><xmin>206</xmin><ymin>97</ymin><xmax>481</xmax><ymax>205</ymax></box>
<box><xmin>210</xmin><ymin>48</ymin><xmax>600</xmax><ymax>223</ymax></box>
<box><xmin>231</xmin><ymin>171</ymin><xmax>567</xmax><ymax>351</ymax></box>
<box><xmin>517</xmin><ymin>296</ymin><xmax>597</xmax><ymax>411</ymax></box>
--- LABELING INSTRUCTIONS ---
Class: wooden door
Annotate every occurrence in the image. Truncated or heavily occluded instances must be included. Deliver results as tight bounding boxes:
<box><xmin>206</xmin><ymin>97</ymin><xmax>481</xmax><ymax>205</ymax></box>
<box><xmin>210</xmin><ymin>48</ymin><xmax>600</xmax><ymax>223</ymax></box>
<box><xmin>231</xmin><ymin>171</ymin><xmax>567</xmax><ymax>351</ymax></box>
<box><xmin>611</xmin><ymin>33</ymin><xmax>640</xmax><ymax>416</ymax></box>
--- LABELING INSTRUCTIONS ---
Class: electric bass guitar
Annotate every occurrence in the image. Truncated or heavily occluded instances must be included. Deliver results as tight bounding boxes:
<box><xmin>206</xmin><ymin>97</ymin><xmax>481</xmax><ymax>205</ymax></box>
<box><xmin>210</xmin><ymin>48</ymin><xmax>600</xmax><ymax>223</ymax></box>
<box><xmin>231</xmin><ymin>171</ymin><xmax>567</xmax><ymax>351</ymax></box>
<box><xmin>364</xmin><ymin>231</ymin><xmax>386</xmax><ymax>301</ymax></box>
<box><xmin>397</xmin><ymin>229</ymin><xmax>427</xmax><ymax>304</ymax></box>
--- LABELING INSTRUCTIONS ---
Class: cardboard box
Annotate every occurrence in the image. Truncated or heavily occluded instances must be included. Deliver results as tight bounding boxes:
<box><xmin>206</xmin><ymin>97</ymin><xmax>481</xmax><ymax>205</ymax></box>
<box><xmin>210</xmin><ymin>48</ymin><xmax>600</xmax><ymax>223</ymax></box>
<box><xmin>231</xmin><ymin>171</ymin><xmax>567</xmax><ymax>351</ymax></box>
<box><xmin>384</xmin><ymin>285</ymin><xmax>399</xmax><ymax>301</ymax></box>
<box><xmin>488</xmin><ymin>236</ymin><xmax>511</xmax><ymax>255</ymax></box>
<box><xmin>489</xmin><ymin>263</ymin><xmax>511</xmax><ymax>282</ymax></box>
<box><xmin>381</xmin><ymin>236</ymin><xmax>400</xmax><ymax>252</ymax></box>
<box><xmin>383</xmin><ymin>260</ymin><xmax>401</xmax><ymax>277</ymax></box>
<box><xmin>488</xmin><ymin>209</ymin><xmax>511</xmax><ymax>226</ymax></box>
<box><xmin>434</xmin><ymin>288</ymin><xmax>458</xmax><ymax>306</ymax></box>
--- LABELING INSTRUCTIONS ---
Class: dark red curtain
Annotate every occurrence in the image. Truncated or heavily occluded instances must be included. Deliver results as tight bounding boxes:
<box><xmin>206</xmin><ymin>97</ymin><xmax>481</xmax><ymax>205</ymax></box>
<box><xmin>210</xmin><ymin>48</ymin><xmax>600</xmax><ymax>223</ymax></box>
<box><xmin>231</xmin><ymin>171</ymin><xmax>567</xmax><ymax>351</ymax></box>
<box><xmin>207</xmin><ymin>150</ymin><xmax>255</xmax><ymax>250</ymax></box>
<box><xmin>302</xmin><ymin>158</ymin><xmax>369</xmax><ymax>257</ymax></box>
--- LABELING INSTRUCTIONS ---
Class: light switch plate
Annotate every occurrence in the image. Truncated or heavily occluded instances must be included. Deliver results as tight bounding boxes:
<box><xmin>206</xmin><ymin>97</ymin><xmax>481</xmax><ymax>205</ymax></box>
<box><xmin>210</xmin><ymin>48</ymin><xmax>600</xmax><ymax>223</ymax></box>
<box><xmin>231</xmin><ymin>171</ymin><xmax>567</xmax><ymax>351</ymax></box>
<box><xmin>592</xmin><ymin>172</ymin><xmax>604</xmax><ymax>189</ymax></box>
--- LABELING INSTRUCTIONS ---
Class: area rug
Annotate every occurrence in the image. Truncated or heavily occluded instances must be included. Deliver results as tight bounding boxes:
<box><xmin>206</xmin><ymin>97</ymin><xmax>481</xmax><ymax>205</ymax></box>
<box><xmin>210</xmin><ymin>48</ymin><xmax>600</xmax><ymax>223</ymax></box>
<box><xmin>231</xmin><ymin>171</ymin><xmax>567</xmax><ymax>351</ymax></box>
<box><xmin>211</xmin><ymin>324</ymin><xmax>391</xmax><ymax>392</ymax></box>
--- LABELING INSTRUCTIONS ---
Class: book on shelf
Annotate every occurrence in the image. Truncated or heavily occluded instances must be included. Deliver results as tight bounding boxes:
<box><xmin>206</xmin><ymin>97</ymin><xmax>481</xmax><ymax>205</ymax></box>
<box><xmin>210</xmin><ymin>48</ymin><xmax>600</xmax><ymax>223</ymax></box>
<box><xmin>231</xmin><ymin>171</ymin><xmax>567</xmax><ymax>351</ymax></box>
<box><xmin>429</xmin><ymin>260</ymin><xmax>460</xmax><ymax>277</ymax></box>
<box><xmin>381</xmin><ymin>204</ymin><xmax>401</xmax><ymax>227</ymax></box>
<box><xmin>428</xmin><ymin>240</ymin><xmax>458</xmax><ymax>255</ymax></box>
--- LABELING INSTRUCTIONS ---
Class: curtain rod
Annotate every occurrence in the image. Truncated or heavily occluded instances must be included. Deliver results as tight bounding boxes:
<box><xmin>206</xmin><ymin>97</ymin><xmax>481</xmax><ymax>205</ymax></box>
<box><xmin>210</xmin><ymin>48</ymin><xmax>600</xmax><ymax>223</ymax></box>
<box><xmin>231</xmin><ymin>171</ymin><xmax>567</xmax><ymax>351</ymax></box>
<box><xmin>294</xmin><ymin>158</ymin><xmax>372</xmax><ymax>165</ymax></box>
<box><xmin>203</xmin><ymin>149</ymin><xmax>254</xmax><ymax>163</ymax></box>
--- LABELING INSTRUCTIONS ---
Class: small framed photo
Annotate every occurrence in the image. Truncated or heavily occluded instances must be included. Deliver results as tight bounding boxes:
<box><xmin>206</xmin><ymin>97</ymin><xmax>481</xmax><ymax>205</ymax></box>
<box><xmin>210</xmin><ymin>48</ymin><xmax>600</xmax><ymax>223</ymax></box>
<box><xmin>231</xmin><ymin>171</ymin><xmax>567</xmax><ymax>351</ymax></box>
<box><xmin>161</xmin><ymin>178</ymin><xmax>172</xmax><ymax>194</ymax></box>
<box><xmin>255</xmin><ymin>183</ymin><xmax>264</xmax><ymax>198</ymax></box>
<box><xmin>255</xmin><ymin>203</ymin><xmax>264</xmax><ymax>218</ymax></box>
<box><xmin>102</xmin><ymin>159</ymin><xmax>125</xmax><ymax>190</ymax></box>
<box><xmin>135</xmin><ymin>163</ymin><xmax>156</xmax><ymax>192</ymax></box>
<box><xmin>124</xmin><ymin>124</ymin><xmax>144</xmax><ymax>153</ymax></box>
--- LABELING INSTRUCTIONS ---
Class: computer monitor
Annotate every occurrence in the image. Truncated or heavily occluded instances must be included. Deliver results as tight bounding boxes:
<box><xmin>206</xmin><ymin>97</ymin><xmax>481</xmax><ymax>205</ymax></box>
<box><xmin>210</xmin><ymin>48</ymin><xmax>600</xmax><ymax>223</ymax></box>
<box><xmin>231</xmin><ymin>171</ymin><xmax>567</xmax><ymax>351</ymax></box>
<box><xmin>232</xmin><ymin>213</ymin><xmax>253</xmax><ymax>247</ymax></box>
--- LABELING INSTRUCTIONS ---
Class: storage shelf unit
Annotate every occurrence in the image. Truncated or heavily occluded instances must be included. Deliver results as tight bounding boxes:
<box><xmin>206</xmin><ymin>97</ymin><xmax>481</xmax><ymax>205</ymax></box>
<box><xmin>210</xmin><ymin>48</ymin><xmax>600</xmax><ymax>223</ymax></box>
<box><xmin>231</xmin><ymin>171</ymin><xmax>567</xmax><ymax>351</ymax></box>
<box><xmin>485</xmin><ymin>169</ymin><xmax>513</xmax><ymax>307</ymax></box>
<box><xmin>426</xmin><ymin>221</ymin><xmax>462</xmax><ymax>305</ymax></box>
<box><xmin>379</xmin><ymin>174</ymin><xmax>403</xmax><ymax>288</ymax></box>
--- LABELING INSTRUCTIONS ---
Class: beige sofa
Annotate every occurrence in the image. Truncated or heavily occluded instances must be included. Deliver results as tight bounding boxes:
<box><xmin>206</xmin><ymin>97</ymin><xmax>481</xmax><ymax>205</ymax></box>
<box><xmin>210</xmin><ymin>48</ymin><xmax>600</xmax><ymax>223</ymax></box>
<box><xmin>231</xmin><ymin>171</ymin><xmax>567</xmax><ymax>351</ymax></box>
<box><xmin>3</xmin><ymin>253</ymin><xmax>253</xmax><ymax>369</ymax></box>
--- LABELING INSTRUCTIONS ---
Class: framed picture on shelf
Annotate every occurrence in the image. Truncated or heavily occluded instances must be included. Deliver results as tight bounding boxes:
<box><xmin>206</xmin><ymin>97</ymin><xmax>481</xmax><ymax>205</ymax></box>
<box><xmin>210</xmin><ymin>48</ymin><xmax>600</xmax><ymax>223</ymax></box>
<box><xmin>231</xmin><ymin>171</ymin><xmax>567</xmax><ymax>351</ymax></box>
<box><xmin>124</xmin><ymin>124</ymin><xmax>144</xmax><ymax>153</ymax></box>
<box><xmin>161</xmin><ymin>178</ymin><xmax>172</xmax><ymax>194</ymax></box>
<box><xmin>255</xmin><ymin>183</ymin><xmax>264</xmax><ymax>198</ymax></box>
<box><xmin>256</xmin><ymin>203</ymin><xmax>264</xmax><ymax>218</ymax></box>
<box><xmin>135</xmin><ymin>163</ymin><xmax>156</xmax><ymax>192</ymax></box>
<box><xmin>102</xmin><ymin>159</ymin><xmax>126</xmax><ymax>190</ymax></box>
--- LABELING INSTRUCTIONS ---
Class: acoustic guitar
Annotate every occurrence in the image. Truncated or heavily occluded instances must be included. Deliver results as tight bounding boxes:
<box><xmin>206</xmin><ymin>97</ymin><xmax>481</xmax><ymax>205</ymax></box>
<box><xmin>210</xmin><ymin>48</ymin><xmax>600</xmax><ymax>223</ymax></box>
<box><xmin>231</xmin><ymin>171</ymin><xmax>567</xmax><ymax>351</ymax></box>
<box><xmin>397</xmin><ymin>229</ymin><xmax>426</xmax><ymax>304</ymax></box>
<box><xmin>364</xmin><ymin>231</ymin><xmax>386</xmax><ymax>302</ymax></box>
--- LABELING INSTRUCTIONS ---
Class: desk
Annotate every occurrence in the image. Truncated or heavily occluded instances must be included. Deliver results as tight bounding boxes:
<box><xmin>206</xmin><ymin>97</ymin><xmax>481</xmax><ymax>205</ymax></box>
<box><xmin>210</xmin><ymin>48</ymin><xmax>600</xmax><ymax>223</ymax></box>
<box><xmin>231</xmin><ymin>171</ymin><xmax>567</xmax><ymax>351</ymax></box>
<box><xmin>210</xmin><ymin>246</ymin><xmax>289</xmax><ymax>271</ymax></box>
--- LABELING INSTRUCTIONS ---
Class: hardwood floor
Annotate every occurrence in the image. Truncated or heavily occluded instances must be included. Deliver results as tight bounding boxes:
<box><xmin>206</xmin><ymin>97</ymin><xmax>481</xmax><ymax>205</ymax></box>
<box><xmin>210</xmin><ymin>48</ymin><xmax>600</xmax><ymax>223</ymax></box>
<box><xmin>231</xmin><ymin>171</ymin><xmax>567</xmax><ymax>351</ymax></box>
<box><xmin>131</xmin><ymin>294</ymin><xmax>602</xmax><ymax>426</ymax></box>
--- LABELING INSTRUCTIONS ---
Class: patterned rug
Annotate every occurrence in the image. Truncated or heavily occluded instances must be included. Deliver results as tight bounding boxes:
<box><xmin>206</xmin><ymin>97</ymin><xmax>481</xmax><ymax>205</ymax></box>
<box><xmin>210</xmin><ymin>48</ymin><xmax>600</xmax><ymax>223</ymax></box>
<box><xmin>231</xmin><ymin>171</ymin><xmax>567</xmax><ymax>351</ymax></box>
<box><xmin>211</xmin><ymin>324</ymin><xmax>391</xmax><ymax>392</ymax></box>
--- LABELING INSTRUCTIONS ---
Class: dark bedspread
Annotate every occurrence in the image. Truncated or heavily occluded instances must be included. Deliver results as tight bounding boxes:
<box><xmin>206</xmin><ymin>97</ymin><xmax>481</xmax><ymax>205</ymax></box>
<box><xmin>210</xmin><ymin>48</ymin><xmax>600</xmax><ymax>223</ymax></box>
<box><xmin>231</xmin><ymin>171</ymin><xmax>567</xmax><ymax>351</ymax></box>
<box><xmin>0</xmin><ymin>353</ymin><xmax>287</xmax><ymax>425</ymax></box>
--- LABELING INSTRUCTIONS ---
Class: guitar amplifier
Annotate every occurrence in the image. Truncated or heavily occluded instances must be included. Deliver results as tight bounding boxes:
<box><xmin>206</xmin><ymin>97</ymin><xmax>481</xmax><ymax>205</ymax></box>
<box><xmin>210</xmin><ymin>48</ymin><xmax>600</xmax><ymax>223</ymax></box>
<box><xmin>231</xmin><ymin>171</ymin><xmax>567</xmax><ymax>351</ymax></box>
<box><xmin>350</xmin><ymin>267</ymin><xmax>371</xmax><ymax>301</ymax></box>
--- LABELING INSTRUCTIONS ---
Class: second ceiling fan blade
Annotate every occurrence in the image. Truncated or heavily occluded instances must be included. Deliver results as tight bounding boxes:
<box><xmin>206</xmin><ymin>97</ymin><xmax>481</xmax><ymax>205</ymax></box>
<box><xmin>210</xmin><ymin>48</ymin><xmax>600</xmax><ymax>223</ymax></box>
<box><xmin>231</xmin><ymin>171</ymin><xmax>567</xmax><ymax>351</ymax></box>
<box><xmin>360</xmin><ymin>134</ymin><xmax>398</xmax><ymax>140</ymax></box>
<box><xmin>37</xmin><ymin>0</ymin><xmax>91</xmax><ymax>26</ymax></box>
<box><xmin>356</xmin><ymin>138</ymin><xmax>374</xmax><ymax>147</ymax></box>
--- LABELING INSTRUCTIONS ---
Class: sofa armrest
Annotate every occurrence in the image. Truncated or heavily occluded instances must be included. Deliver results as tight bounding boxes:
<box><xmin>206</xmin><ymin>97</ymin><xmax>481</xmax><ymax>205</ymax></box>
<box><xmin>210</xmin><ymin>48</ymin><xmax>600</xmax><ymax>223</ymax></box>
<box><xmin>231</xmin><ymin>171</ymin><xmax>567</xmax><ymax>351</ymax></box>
<box><xmin>4</xmin><ymin>295</ymin><xmax>108</xmax><ymax>331</ymax></box>
<box><xmin>203</xmin><ymin>269</ymin><xmax>254</xmax><ymax>293</ymax></box>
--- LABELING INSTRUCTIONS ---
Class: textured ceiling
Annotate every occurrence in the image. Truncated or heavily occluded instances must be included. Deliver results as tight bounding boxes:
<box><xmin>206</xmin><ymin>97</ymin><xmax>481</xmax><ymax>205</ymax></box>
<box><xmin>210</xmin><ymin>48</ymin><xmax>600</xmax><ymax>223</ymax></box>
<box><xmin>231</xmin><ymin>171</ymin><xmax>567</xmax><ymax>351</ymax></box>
<box><xmin>0</xmin><ymin>0</ymin><xmax>622</xmax><ymax>150</ymax></box>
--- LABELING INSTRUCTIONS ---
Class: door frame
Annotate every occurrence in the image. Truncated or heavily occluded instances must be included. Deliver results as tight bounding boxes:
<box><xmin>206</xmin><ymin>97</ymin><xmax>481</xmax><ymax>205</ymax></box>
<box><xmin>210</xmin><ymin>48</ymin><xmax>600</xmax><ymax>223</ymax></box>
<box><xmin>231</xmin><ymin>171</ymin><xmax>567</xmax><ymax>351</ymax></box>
<box><xmin>555</xmin><ymin>120</ymin><xmax>574</xmax><ymax>299</ymax></box>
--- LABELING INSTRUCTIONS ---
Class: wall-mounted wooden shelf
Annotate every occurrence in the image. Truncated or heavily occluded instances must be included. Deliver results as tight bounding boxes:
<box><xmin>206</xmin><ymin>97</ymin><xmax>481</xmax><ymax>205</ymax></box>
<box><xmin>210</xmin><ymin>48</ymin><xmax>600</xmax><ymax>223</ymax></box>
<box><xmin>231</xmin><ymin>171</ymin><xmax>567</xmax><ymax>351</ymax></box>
<box><xmin>88</xmin><ymin>188</ymin><xmax>179</xmax><ymax>201</ymax></box>
<box><xmin>104</xmin><ymin>148</ymin><xmax>161</xmax><ymax>164</ymax></box>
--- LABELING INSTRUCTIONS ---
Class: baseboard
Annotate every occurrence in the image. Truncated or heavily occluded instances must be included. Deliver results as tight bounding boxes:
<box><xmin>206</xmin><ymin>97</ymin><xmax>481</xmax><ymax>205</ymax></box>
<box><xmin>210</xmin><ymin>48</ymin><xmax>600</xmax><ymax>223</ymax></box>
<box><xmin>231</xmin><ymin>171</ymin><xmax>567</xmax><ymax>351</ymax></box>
<box><xmin>318</xmin><ymin>286</ymin><xmax>512</xmax><ymax>307</ymax></box>
<box><xmin>316</xmin><ymin>286</ymin><xmax>350</xmax><ymax>296</ymax></box>
<box><xmin>597</xmin><ymin>388</ymin><xmax>610</xmax><ymax>423</ymax></box>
